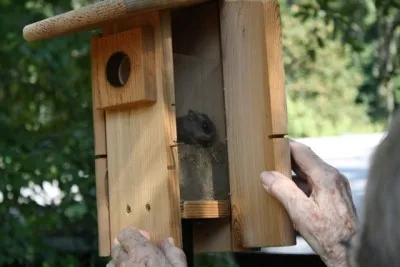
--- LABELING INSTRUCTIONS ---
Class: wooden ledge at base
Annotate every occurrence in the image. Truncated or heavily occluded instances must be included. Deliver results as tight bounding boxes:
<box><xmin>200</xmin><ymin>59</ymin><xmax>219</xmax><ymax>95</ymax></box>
<box><xmin>181</xmin><ymin>200</ymin><xmax>230</xmax><ymax>219</ymax></box>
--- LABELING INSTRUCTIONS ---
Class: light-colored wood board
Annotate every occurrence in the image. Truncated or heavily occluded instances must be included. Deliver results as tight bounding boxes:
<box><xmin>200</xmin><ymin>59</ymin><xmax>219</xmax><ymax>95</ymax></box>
<box><xmin>94</xmin><ymin>158</ymin><xmax>111</xmax><ymax>256</ymax></box>
<box><xmin>92</xmin><ymin>26</ymin><xmax>157</xmax><ymax>110</ymax></box>
<box><xmin>103</xmin><ymin>11</ymin><xmax>182</xmax><ymax>248</ymax></box>
<box><xmin>181</xmin><ymin>200</ymin><xmax>230</xmax><ymax>219</ymax></box>
<box><xmin>91</xmin><ymin>44</ymin><xmax>110</xmax><ymax>256</ymax></box>
<box><xmin>193</xmin><ymin>218</ymin><xmax>232</xmax><ymax>253</ymax></box>
<box><xmin>91</xmin><ymin>38</ymin><xmax>107</xmax><ymax>156</ymax></box>
<box><xmin>219</xmin><ymin>0</ymin><xmax>295</xmax><ymax>249</ymax></box>
<box><xmin>22</xmin><ymin>0</ymin><xmax>212</xmax><ymax>42</ymax></box>
<box><xmin>171</xmin><ymin>2</ymin><xmax>230</xmax><ymax>202</ymax></box>
<box><xmin>160</xmin><ymin>10</ymin><xmax>183</xmax><ymax>248</ymax></box>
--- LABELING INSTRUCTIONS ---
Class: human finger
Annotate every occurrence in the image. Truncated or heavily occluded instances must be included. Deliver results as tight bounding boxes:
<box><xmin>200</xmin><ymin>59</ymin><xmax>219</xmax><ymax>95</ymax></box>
<box><xmin>292</xmin><ymin>175</ymin><xmax>311</xmax><ymax>197</ymax></box>
<box><xmin>289</xmin><ymin>140</ymin><xmax>338</xmax><ymax>189</ymax></box>
<box><xmin>260</xmin><ymin>171</ymin><xmax>318</xmax><ymax>228</ymax></box>
<box><xmin>160</xmin><ymin>238</ymin><xmax>187</xmax><ymax>267</ymax></box>
<box><xmin>111</xmin><ymin>238</ymin><xmax>129</xmax><ymax>264</ymax></box>
<box><xmin>138</xmin><ymin>229</ymin><xmax>151</xmax><ymax>240</ymax></box>
<box><xmin>117</xmin><ymin>227</ymin><xmax>150</xmax><ymax>254</ymax></box>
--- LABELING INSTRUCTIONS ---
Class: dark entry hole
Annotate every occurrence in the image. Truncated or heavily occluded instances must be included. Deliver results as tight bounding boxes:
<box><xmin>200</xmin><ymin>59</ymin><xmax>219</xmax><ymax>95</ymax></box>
<box><xmin>126</xmin><ymin>205</ymin><xmax>131</xmax><ymax>213</ymax></box>
<box><xmin>145</xmin><ymin>203</ymin><xmax>151</xmax><ymax>211</ymax></box>
<box><xmin>106</xmin><ymin>51</ymin><xmax>131</xmax><ymax>87</ymax></box>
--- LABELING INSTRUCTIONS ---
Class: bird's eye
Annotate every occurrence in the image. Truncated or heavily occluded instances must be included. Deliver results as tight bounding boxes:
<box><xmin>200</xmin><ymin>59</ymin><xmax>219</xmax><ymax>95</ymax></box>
<box><xmin>202</xmin><ymin>122</ymin><xmax>209</xmax><ymax>130</ymax></box>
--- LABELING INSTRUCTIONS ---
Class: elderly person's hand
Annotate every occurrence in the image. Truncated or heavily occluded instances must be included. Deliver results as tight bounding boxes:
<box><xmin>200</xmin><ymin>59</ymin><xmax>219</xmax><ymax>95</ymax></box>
<box><xmin>107</xmin><ymin>227</ymin><xmax>187</xmax><ymax>267</ymax></box>
<box><xmin>261</xmin><ymin>140</ymin><xmax>358</xmax><ymax>267</ymax></box>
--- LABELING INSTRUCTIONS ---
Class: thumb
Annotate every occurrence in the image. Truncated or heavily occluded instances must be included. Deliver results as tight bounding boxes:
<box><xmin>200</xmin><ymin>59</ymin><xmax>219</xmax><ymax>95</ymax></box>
<box><xmin>260</xmin><ymin>171</ymin><xmax>317</xmax><ymax>226</ymax></box>
<box><xmin>160</xmin><ymin>238</ymin><xmax>187</xmax><ymax>267</ymax></box>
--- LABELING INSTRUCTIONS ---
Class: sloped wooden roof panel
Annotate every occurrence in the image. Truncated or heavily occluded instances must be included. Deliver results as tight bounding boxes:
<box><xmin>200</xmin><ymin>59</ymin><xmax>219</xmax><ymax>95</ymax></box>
<box><xmin>23</xmin><ymin>0</ymin><xmax>210</xmax><ymax>41</ymax></box>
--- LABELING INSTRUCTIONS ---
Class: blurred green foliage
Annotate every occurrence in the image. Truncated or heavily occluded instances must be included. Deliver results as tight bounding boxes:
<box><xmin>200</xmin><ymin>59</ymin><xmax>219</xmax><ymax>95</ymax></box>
<box><xmin>0</xmin><ymin>0</ymin><xmax>399</xmax><ymax>266</ymax></box>
<box><xmin>282</xmin><ymin>0</ymin><xmax>400</xmax><ymax>136</ymax></box>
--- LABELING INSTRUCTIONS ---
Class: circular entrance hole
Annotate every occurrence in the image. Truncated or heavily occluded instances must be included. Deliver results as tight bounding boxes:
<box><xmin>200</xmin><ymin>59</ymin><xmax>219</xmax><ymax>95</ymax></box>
<box><xmin>126</xmin><ymin>204</ymin><xmax>131</xmax><ymax>214</ymax></box>
<box><xmin>106</xmin><ymin>51</ymin><xmax>131</xmax><ymax>87</ymax></box>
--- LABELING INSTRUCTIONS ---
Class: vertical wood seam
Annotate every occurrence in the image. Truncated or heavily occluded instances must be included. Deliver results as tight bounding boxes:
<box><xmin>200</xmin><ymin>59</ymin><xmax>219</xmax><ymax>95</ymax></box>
<box><xmin>91</xmin><ymin>36</ymin><xmax>111</xmax><ymax>256</ymax></box>
<box><xmin>160</xmin><ymin>10</ymin><xmax>183</xmax><ymax>248</ymax></box>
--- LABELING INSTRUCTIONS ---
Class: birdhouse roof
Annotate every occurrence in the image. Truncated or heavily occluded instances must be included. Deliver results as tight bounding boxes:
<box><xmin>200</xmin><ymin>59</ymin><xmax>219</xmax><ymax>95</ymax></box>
<box><xmin>23</xmin><ymin>0</ymin><xmax>209</xmax><ymax>42</ymax></box>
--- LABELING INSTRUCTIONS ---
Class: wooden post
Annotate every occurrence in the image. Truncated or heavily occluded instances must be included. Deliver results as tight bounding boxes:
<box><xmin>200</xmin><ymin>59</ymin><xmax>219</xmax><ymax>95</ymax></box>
<box><xmin>219</xmin><ymin>0</ymin><xmax>296</xmax><ymax>249</ymax></box>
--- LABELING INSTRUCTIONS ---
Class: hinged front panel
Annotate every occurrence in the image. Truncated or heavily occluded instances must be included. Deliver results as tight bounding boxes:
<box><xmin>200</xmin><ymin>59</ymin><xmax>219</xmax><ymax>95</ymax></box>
<box><xmin>91</xmin><ymin>11</ymin><xmax>182</xmax><ymax>255</ymax></box>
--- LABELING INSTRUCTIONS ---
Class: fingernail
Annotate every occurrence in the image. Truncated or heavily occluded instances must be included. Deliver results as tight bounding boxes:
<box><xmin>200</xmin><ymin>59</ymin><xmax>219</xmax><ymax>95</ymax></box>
<box><xmin>260</xmin><ymin>171</ymin><xmax>277</xmax><ymax>189</ymax></box>
<box><xmin>167</xmin><ymin>237</ymin><xmax>175</xmax><ymax>246</ymax></box>
<box><xmin>138</xmin><ymin>229</ymin><xmax>150</xmax><ymax>240</ymax></box>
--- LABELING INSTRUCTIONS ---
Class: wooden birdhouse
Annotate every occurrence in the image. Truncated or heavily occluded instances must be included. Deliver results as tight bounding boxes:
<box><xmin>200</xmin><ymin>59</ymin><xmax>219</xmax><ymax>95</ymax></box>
<box><xmin>23</xmin><ymin>0</ymin><xmax>296</xmax><ymax>259</ymax></box>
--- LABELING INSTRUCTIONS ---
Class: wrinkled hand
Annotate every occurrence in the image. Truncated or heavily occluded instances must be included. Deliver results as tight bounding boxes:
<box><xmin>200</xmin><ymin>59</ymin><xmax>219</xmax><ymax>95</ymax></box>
<box><xmin>261</xmin><ymin>140</ymin><xmax>358</xmax><ymax>267</ymax></box>
<box><xmin>107</xmin><ymin>227</ymin><xmax>187</xmax><ymax>267</ymax></box>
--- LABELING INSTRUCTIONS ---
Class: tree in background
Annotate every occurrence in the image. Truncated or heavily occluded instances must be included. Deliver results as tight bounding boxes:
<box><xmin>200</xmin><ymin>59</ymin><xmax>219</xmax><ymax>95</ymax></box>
<box><xmin>0</xmin><ymin>0</ymin><xmax>104</xmax><ymax>266</ymax></box>
<box><xmin>284</xmin><ymin>0</ymin><xmax>400</xmax><ymax>132</ymax></box>
<box><xmin>0</xmin><ymin>0</ymin><xmax>399</xmax><ymax>266</ymax></box>
<box><xmin>281</xmin><ymin>1</ymin><xmax>379</xmax><ymax>137</ymax></box>
<box><xmin>358</xmin><ymin>0</ymin><xmax>400</xmax><ymax>122</ymax></box>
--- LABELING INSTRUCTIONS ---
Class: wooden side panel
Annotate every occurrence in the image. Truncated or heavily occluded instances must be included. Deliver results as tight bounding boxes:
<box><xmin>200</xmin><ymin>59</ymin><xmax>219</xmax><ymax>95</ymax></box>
<box><xmin>219</xmin><ymin>0</ymin><xmax>295</xmax><ymax>249</ymax></box>
<box><xmin>159</xmin><ymin>10</ymin><xmax>183</xmax><ymax>248</ymax></box>
<box><xmin>100</xmin><ymin>11</ymin><xmax>182</xmax><ymax>248</ymax></box>
<box><xmin>91</xmin><ymin>39</ymin><xmax>111</xmax><ymax>256</ymax></box>
<box><xmin>94</xmin><ymin>158</ymin><xmax>110</xmax><ymax>255</ymax></box>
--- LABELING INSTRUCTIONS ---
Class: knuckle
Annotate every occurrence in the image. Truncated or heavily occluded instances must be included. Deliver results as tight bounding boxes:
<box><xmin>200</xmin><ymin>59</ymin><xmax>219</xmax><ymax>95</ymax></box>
<box><xmin>171</xmin><ymin>249</ymin><xmax>187</xmax><ymax>265</ymax></box>
<box><xmin>296</xmin><ymin>142</ymin><xmax>312</xmax><ymax>152</ymax></box>
<box><xmin>341</xmin><ymin>174</ymin><xmax>350</xmax><ymax>187</ymax></box>
<box><xmin>325</xmin><ymin>165</ymin><xmax>341</xmax><ymax>181</ymax></box>
<box><xmin>169</xmin><ymin>246</ymin><xmax>186</xmax><ymax>257</ymax></box>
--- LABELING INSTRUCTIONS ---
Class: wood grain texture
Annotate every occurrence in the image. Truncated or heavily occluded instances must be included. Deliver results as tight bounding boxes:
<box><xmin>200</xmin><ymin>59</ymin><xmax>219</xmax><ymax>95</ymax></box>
<box><xmin>91</xmin><ymin>44</ymin><xmax>110</xmax><ymax>256</ymax></box>
<box><xmin>94</xmin><ymin>158</ymin><xmax>111</xmax><ymax>256</ymax></box>
<box><xmin>219</xmin><ymin>0</ymin><xmax>295</xmax><ymax>249</ymax></box>
<box><xmin>102</xmin><ymin>12</ymin><xmax>182</xmax><ymax>248</ymax></box>
<box><xmin>23</xmin><ymin>0</ymin><xmax>126</xmax><ymax>41</ymax></box>
<box><xmin>92</xmin><ymin>26</ymin><xmax>157</xmax><ymax>110</ymax></box>
<box><xmin>181</xmin><ymin>200</ymin><xmax>230</xmax><ymax>219</ymax></box>
<box><xmin>159</xmin><ymin>10</ymin><xmax>183</xmax><ymax>248</ymax></box>
<box><xmin>91</xmin><ymin>39</ymin><xmax>107</xmax><ymax>156</ymax></box>
<box><xmin>22</xmin><ymin>0</ymin><xmax>211</xmax><ymax>42</ymax></box>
